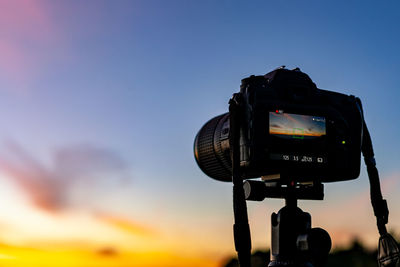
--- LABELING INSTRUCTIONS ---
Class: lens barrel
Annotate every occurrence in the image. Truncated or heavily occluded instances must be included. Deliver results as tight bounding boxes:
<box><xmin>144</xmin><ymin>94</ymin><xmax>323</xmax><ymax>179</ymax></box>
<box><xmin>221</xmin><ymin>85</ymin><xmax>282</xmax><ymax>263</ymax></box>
<box><xmin>194</xmin><ymin>113</ymin><xmax>232</xmax><ymax>181</ymax></box>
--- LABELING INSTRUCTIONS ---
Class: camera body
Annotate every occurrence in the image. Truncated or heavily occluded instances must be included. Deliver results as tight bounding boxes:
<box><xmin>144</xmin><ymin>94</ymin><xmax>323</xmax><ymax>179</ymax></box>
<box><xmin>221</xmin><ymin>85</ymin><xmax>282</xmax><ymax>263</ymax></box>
<box><xmin>194</xmin><ymin>68</ymin><xmax>363</xmax><ymax>183</ymax></box>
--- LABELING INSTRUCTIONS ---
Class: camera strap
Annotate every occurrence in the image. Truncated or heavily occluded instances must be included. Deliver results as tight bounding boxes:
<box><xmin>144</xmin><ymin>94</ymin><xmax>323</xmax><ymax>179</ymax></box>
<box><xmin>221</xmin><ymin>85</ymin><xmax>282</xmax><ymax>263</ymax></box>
<box><xmin>229</xmin><ymin>93</ymin><xmax>252</xmax><ymax>267</ymax></box>
<box><xmin>359</xmin><ymin>98</ymin><xmax>400</xmax><ymax>266</ymax></box>
<box><xmin>361</xmin><ymin>119</ymin><xmax>389</xmax><ymax>235</ymax></box>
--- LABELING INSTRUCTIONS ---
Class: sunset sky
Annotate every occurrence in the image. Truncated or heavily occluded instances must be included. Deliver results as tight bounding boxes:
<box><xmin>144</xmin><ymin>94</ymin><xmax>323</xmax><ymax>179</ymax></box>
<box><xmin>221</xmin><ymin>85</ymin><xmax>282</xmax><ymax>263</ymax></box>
<box><xmin>269</xmin><ymin>113</ymin><xmax>326</xmax><ymax>137</ymax></box>
<box><xmin>0</xmin><ymin>1</ymin><xmax>400</xmax><ymax>266</ymax></box>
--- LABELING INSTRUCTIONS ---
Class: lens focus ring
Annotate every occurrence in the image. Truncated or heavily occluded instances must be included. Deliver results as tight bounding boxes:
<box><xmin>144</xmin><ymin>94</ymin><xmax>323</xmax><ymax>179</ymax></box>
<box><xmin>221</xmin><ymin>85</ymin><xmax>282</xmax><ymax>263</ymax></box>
<box><xmin>194</xmin><ymin>113</ymin><xmax>232</xmax><ymax>181</ymax></box>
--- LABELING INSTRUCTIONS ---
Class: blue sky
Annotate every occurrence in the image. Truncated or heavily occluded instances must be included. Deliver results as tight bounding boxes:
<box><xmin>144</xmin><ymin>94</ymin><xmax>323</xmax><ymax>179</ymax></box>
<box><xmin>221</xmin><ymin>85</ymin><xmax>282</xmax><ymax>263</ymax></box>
<box><xmin>0</xmin><ymin>0</ymin><xmax>399</xmax><ymax>265</ymax></box>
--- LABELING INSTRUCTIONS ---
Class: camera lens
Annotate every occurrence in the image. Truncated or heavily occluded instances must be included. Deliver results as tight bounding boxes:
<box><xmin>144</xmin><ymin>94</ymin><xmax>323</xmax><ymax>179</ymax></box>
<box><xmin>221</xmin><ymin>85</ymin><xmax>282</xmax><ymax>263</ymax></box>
<box><xmin>194</xmin><ymin>113</ymin><xmax>232</xmax><ymax>181</ymax></box>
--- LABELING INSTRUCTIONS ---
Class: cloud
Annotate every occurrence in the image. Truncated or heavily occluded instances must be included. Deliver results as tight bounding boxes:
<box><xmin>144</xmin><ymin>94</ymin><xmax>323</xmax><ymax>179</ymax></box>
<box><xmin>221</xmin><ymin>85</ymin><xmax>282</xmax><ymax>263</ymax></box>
<box><xmin>0</xmin><ymin>141</ymin><xmax>129</xmax><ymax>213</ymax></box>
<box><xmin>0</xmin><ymin>1</ymin><xmax>52</xmax><ymax>37</ymax></box>
<box><xmin>96</xmin><ymin>246</ymin><xmax>118</xmax><ymax>257</ymax></box>
<box><xmin>0</xmin><ymin>1</ymin><xmax>56</xmax><ymax>93</ymax></box>
<box><xmin>95</xmin><ymin>213</ymin><xmax>156</xmax><ymax>237</ymax></box>
<box><xmin>53</xmin><ymin>144</ymin><xmax>127</xmax><ymax>178</ymax></box>
<box><xmin>270</xmin><ymin>124</ymin><xmax>282</xmax><ymax>128</ymax></box>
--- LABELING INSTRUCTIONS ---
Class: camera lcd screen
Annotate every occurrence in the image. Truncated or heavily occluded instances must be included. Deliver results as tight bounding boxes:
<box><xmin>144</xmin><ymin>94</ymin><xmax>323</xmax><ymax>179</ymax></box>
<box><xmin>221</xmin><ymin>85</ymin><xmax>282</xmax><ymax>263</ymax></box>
<box><xmin>269</xmin><ymin>112</ymin><xmax>326</xmax><ymax>140</ymax></box>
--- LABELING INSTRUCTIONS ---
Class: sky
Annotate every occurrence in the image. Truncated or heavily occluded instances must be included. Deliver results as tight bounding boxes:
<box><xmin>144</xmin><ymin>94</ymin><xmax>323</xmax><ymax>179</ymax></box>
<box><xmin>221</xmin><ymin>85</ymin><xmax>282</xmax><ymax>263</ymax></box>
<box><xmin>0</xmin><ymin>0</ymin><xmax>399</xmax><ymax>266</ymax></box>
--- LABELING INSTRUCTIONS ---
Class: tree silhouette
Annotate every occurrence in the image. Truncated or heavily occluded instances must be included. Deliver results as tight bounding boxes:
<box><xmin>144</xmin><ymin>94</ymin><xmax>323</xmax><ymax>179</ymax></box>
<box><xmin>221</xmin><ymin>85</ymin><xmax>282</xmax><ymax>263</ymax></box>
<box><xmin>221</xmin><ymin>238</ymin><xmax>387</xmax><ymax>267</ymax></box>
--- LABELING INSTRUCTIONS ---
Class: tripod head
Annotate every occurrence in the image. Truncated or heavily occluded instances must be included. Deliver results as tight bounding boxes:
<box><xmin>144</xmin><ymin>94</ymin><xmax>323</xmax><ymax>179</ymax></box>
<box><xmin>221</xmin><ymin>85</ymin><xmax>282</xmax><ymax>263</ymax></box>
<box><xmin>245</xmin><ymin>179</ymin><xmax>331</xmax><ymax>267</ymax></box>
<box><xmin>243</xmin><ymin>180</ymin><xmax>324</xmax><ymax>202</ymax></box>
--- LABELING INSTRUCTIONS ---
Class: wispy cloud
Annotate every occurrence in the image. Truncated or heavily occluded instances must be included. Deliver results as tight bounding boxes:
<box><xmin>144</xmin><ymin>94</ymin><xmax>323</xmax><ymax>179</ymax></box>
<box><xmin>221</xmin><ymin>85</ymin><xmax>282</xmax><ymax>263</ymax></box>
<box><xmin>0</xmin><ymin>141</ymin><xmax>129</xmax><ymax>213</ymax></box>
<box><xmin>95</xmin><ymin>213</ymin><xmax>156</xmax><ymax>237</ymax></box>
<box><xmin>0</xmin><ymin>1</ymin><xmax>52</xmax><ymax>37</ymax></box>
<box><xmin>0</xmin><ymin>140</ymin><xmax>163</xmax><ymax>244</ymax></box>
<box><xmin>0</xmin><ymin>1</ymin><xmax>55</xmax><ymax>93</ymax></box>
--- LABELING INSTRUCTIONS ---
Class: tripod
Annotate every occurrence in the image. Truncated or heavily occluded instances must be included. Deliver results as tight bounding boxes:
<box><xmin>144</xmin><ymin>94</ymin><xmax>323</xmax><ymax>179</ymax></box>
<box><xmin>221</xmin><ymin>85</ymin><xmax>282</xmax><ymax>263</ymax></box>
<box><xmin>244</xmin><ymin>180</ymin><xmax>332</xmax><ymax>267</ymax></box>
<box><xmin>229</xmin><ymin>94</ymin><xmax>331</xmax><ymax>267</ymax></box>
<box><xmin>228</xmin><ymin>81</ymin><xmax>399</xmax><ymax>267</ymax></box>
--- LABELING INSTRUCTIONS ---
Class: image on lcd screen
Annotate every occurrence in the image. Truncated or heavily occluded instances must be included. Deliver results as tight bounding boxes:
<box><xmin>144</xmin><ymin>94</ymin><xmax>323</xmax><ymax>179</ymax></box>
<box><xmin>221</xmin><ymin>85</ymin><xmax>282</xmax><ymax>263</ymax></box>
<box><xmin>269</xmin><ymin>112</ymin><xmax>326</xmax><ymax>139</ymax></box>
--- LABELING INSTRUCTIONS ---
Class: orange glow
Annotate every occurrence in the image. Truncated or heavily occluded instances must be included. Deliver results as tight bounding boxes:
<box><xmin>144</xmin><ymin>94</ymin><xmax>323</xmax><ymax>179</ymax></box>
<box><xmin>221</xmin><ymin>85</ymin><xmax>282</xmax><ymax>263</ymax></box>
<box><xmin>0</xmin><ymin>171</ymin><xmax>225</xmax><ymax>266</ymax></box>
<box><xmin>269</xmin><ymin>130</ymin><xmax>325</xmax><ymax>137</ymax></box>
<box><xmin>0</xmin><ymin>244</ymin><xmax>219</xmax><ymax>267</ymax></box>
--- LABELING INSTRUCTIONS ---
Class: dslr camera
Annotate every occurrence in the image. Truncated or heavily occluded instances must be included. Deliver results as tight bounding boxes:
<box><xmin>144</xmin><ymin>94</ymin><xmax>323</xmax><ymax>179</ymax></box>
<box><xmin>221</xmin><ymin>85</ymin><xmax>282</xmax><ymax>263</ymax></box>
<box><xmin>193</xmin><ymin>67</ymin><xmax>397</xmax><ymax>267</ymax></box>
<box><xmin>194</xmin><ymin>67</ymin><xmax>363</xmax><ymax>183</ymax></box>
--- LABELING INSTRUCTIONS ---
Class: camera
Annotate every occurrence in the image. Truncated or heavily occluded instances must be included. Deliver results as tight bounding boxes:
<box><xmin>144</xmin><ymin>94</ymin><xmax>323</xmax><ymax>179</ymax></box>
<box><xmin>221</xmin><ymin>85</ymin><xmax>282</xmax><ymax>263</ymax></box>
<box><xmin>194</xmin><ymin>67</ymin><xmax>363</xmax><ymax>183</ymax></box>
<box><xmin>193</xmin><ymin>67</ymin><xmax>397</xmax><ymax>267</ymax></box>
